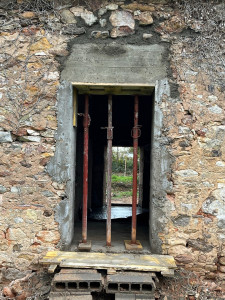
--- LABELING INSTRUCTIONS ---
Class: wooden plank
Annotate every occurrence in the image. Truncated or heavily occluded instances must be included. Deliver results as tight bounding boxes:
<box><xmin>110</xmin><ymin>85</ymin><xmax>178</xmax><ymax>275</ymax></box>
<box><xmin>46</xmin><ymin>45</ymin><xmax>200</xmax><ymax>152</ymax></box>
<box><xmin>161</xmin><ymin>269</ymin><xmax>175</xmax><ymax>277</ymax></box>
<box><xmin>73</xmin><ymin>88</ymin><xmax>78</xmax><ymax>127</ymax></box>
<box><xmin>71</xmin><ymin>83</ymin><xmax>154</xmax><ymax>96</ymax></box>
<box><xmin>40</xmin><ymin>251</ymin><xmax>176</xmax><ymax>275</ymax></box>
<box><xmin>48</xmin><ymin>264</ymin><xmax>57</xmax><ymax>273</ymax></box>
<box><xmin>71</xmin><ymin>82</ymin><xmax>154</xmax><ymax>87</ymax></box>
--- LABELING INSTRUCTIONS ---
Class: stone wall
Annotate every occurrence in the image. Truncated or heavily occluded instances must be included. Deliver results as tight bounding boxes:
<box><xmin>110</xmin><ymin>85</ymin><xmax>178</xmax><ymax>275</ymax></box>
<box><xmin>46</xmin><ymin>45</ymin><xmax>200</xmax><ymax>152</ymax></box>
<box><xmin>0</xmin><ymin>0</ymin><xmax>224</xmax><ymax>298</ymax></box>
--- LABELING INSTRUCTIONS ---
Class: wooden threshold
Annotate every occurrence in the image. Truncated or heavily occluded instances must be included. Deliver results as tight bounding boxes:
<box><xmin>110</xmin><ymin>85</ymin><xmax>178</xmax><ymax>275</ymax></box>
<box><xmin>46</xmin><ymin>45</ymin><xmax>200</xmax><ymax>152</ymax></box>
<box><xmin>40</xmin><ymin>251</ymin><xmax>176</xmax><ymax>277</ymax></box>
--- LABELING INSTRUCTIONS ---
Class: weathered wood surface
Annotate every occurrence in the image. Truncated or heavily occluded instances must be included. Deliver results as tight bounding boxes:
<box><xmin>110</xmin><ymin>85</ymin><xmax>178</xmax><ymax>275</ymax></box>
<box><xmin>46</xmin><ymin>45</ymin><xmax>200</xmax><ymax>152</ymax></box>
<box><xmin>72</xmin><ymin>83</ymin><xmax>154</xmax><ymax>95</ymax></box>
<box><xmin>40</xmin><ymin>251</ymin><xmax>176</xmax><ymax>276</ymax></box>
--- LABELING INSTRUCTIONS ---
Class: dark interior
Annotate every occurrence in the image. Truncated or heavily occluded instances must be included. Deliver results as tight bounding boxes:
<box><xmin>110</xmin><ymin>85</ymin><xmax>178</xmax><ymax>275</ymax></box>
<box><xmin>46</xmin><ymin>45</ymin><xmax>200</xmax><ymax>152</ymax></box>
<box><xmin>74</xmin><ymin>93</ymin><xmax>154</xmax><ymax>250</ymax></box>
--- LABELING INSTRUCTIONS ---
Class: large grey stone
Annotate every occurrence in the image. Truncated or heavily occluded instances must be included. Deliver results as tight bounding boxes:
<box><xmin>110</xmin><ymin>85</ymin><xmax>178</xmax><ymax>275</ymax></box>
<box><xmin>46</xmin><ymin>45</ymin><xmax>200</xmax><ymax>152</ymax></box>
<box><xmin>1</xmin><ymin>268</ymin><xmax>31</xmax><ymax>281</ymax></box>
<box><xmin>202</xmin><ymin>190</ymin><xmax>225</xmax><ymax>222</ymax></box>
<box><xmin>208</xmin><ymin>105</ymin><xmax>223</xmax><ymax>114</ymax></box>
<box><xmin>172</xmin><ymin>215</ymin><xmax>190</xmax><ymax>227</ymax></box>
<box><xmin>187</xmin><ymin>239</ymin><xmax>214</xmax><ymax>253</ymax></box>
<box><xmin>0</xmin><ymin>131</ymin><xmax>12</xmax><ymax>143</ymax></box>
<box><xmin>42</xmin><ymin>190</ymin><xmax>54</xmax><ymax>197</ymax></box>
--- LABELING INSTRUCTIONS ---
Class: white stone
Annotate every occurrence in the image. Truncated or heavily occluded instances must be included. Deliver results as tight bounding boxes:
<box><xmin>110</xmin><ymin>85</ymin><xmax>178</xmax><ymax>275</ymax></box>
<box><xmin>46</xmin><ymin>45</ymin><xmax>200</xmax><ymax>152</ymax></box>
<box><xmin>143</xmin><ymin>33</ymin><xmax>153</xmax><ymax>39</ymax></box>
<box><xmin>99</xmin><ymin>18</ymin><xmax>107</xmax><ymax>27</ymax></box>
<box><xmin>106</xmin><ymin>4</ymin><xmax>118</xmax><ymax>10</ymax></box>
<box><xmin>208</xmin><ymin>105</ymin><xmax>223</xmax><ymax>114</ymax></box>
<box><xmin>202</xmin><ymin>189</ymin><xmax>225</xmax><ymax>219</ymax></box>
<box><xmin>0</xmin><ymin>253</ymin><xmax>12</xmax><ymax>264</ymax></box>
<box><xmin>35</xmin><ymin>51</ymin><xmax>47</xmax><ymax>56</ymax></box>
<box><xmin>168</xmin><ymin>238</ymin><xmax>187</xmax><ymax>246</ymax></box>
<box><xmin>218</xmin><ymin>183</ymin><xmax>225</xmax><ymax>188</ymax></box>
<box><xmin>181</xmin><ymin>203</ymin><xmax>193</xmax><ymax>211</ymax></box>
<box><xmin>190</xmin><ymin>84</ymin><xmax>196</xmax><ymax>91</ymax></box>
<box><xmin>41</xmin><ymin>129</ymin><xmax>54</xmax><ymax>138</ymax></box>
<box><xmin>208</xmin><ymin>95</ymin><xmax>218</xmax><ymax>102</ymax></box>
<box><xmin>27</xmin><ymin>129</ymin><xmax>40</xmax><ymax>136</ymax></box>
<box><xmin>44</xmin><ymin>71</ymin><xmax>59</xmax><ymax>81</ymax></box>
<box><xmin>197</xmin><ymin>94</ymin><xmax>203</xmax><ymax>99</ymax></box>
<box><xmin>109</xmin><ymin>11</ymin><xmax>135</xmax><ymax>30</ymax></box>
<box><xmin>98</xmin><ymin>8</ymin><xmax>107</xmax><ymax>17</ymax></box>
<box><xmin>214</xmin><ymin>188</ymin><xmax>225</xmax><ymax>202</ymax></box>
<box><xmin>216</xmin><ymin>161</ymin><xmax>225</xmax><ymax>167</ymax></box>
<box><xmin>70</xmin><ymin>6</ymin><xmax>84</xmax><ymax>16</ymax></box>
<box><xmin>0</xmin><ymin>185</ymin><xmax>6</xmax><ymax>194</ymax></box>
<box><xmin>175</xmin><ymin>169</ymin><xmax>198</xmax><ymax>177</ymax></box>
<box><xmin>11</xmin><ymin>187</ymin><xmax>20</xmax><ymax>193</ymax></box>
<box><xmin>19</xmin><ymin>136</ymin><xmax>41</xmax><ymax>142</ymax></box>
<box><xmin>52</xmin><ymin>182</ymin><xmax>65</xmax><ymax>190</ymax></box>
<box><xmin>0</xmin><ymin>131</ymin><xmax>12</xmax><ymax>143</ymax></box>
<box><xmin>202</xmin><ymin>181</ymin><xmax>214</xmax><ymax>187</ymax></box>
<box><xmin>134</xmin><ymin>10</ymin><xmax>141</xmax><ymax>16</ymax></box>
<box><xmin>185</xmin><ymin>70</ymin><xmax>198</xmax><ymax>76</ymax></box>
<box><xmin>14</xmin><ymin>217</ymin><xmax>23</xmax><ymax>223</ymax></box>
<box><xmin>178</xmin><ymin>126</ymin><xmax>191</xmax><ymax>134</ymax></box>
<box><xmin>81</xmin><ymin>11</ymin><xmax>97</xmax><ymax>26</ymax></box>
<box><xmin>0</xmin><ymin>92</ymin><xmax>2</xmax><ymax>99</ymax></box>
<box><xmin>0</xmin><ymin>75</ymin><xmax>7</xmax><ymax>84</ymax></box>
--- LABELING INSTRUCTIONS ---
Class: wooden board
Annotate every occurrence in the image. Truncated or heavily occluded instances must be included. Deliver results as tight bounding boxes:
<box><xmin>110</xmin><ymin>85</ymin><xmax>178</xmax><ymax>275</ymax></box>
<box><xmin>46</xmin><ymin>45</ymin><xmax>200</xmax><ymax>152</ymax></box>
<box><xmin>40</xmin><ymin>251</ymin><xmax>176</xmax><ymax>276</ymax></box>
<box><xmin>71</xmin><ymin>83</ymin><xmax>154</xmax><ymax>96</ymax></box>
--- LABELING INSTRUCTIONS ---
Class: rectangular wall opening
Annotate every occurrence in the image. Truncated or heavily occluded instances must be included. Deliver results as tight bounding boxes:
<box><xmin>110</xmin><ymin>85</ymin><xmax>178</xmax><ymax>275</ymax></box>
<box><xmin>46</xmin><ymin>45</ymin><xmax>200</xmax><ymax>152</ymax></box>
<box><xmin>71</xmin><ymin>85</ymin><xmax>154</xmax><ymax>252</ymax></box>
<box><xmin>110</xmin><ymin>147</ymin><xmax>137</xmax><ymax>206</ymax></box>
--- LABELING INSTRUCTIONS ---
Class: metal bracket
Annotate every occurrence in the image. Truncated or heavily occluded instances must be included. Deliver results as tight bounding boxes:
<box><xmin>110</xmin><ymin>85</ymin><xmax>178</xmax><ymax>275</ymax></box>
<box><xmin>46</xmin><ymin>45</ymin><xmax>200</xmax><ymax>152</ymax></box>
<box><xmin>101</xmin><ymin>126</ymin><xmax>114</xmax><ymax>140</ymax></box>
<box><xmin>131</xmin><ymin>125</ymin><xmax>142</xmax><ymax>139</ymax></box>
<box><xmin>78</xmin><ymin>113</ymin><xmax>91</xmax><ymax>127</ymax></box>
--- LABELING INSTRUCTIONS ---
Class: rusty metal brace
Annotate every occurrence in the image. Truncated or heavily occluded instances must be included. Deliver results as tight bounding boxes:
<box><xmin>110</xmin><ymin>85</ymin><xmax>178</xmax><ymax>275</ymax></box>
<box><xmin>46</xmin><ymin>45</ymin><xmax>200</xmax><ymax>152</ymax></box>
<box><xmin>101</xmin><ymin>95</ymin><xmax>113</xmax><ymax>247</ymax></box>
<box><xmin>78</xmin><ymin>96</ymin><xmax>91</xmax><ymax>249</ymax></box>
<box><xmin>78</xmin><ymin>113</ymin><xmax>91</xmax><ymax>127</ymax></box>
<box><xmin>131</xmin><ymin>125</ymin><xmax>142</xmax><ymax>139</ymax></box>
<box><xmin>101</xmin><ymin>127</ymin><xmax>114</xmax><ymax>140</ymax></box>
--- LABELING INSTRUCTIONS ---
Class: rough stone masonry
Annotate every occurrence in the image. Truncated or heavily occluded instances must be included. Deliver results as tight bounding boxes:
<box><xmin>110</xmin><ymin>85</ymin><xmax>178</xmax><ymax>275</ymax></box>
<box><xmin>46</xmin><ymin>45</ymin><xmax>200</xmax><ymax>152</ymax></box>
<box><xmin>0</xmin><ymin>0</ymin><xmax>224</xmax><ymax>299</ymax></box>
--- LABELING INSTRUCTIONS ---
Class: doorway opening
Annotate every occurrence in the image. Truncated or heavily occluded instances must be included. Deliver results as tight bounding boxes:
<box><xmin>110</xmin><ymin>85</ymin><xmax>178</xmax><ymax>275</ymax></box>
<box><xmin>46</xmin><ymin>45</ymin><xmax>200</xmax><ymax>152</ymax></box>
<box><xmin>110</xmin><ymin>146</ymin><xmax>137</xmax><ymax>206</ymax></box>
<box><xmin>72</xmin><ymin>87</ymin><xmax>154</xmax><ymax>252</ymax></box>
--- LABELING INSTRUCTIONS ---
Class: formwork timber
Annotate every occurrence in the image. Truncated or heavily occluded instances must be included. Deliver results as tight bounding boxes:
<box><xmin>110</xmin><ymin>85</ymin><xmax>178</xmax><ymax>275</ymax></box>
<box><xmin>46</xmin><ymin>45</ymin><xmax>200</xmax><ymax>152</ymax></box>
<box><xmin>40</xmin><ymin>251</ymin><xmax>176</xmax><ymax>276</ymax></box>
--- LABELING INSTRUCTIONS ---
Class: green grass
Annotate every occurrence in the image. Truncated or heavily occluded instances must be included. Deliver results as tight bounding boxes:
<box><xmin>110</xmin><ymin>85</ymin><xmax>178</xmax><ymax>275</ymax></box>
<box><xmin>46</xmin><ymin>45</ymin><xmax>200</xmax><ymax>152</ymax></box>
<box><xmin>111</xmin><ymin>174</ymin><xmax>133</xmax><ymax>184</ymax></box>
<box><xmin>112</xmin><ymin>191</ymin><xmax>133</xmax><ymax>198</ymax></box>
